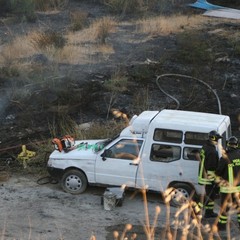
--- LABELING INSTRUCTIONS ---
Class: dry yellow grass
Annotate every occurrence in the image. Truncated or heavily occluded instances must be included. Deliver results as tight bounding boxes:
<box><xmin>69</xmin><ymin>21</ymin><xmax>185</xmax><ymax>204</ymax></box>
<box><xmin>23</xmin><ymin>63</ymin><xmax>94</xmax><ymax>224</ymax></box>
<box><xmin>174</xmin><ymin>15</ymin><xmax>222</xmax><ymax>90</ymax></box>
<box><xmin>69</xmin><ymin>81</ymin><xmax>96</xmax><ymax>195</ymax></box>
<box><xmin>136</xmin><ymin>13</ymin><xmax>240</xmax><ymax>37</ymax></box>
<box><xmin>0</xmin><ymin>34</ymin><xmax>38</xmax><ymax>76</ymax></box>
<box><xmin>0</xmin><ymin>16</ymin><xmax>117</xmax><ymax>67</ymax></box>
<box><xmin>55</xmin><ymin>16</ymin><xmax>117</xmax><ymax>64</ymax></box>
<box><xmin>35</xmin><ymin>0</ymin><xmax>69</xmax><ymax>11</ymax></box>
<box><xmin>0</xmin><ymin>13</ymin><xmax>239</xmax><ymax>73</ymax></box>
<box><xmin>69</xmin><ymin>10</ymin><xmax>89</xmax><ymax>31</ymax></box>
<box><xmin>136</xmin><ymin>15</ymin><xmax>208</xmax><ymax>36</ymax></box>
<box><xmin>0</xmin><ymin>35</ymin><xmax>36</xmax><ymax>64</ymax></box>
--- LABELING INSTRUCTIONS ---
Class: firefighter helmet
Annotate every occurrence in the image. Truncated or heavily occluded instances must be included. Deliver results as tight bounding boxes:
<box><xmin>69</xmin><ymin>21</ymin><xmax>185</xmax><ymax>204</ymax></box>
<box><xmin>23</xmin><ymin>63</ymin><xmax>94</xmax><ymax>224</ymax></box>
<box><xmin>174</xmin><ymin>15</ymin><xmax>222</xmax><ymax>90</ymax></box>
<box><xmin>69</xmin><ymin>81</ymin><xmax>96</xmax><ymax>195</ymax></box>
<box><xmin>227</xmin><ymin>136</ymin><xmax>238</xmax><ymax>148</ymax></box>
<box><xmin>208</xmin><ymin>130</ymin><xmax>222</xmax><ymax>141</ymax></box>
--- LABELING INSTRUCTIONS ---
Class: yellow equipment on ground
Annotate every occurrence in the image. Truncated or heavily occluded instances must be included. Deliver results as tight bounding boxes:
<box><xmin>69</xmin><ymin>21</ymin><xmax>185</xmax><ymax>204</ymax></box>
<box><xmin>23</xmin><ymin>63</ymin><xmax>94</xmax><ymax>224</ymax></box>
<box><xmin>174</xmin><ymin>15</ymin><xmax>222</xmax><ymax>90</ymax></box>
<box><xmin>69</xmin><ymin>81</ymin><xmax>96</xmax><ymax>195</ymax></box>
<box><xmin>17</xmin><ymin>145</ymin><xmax>36</xmax><ymax>168</ymax></box>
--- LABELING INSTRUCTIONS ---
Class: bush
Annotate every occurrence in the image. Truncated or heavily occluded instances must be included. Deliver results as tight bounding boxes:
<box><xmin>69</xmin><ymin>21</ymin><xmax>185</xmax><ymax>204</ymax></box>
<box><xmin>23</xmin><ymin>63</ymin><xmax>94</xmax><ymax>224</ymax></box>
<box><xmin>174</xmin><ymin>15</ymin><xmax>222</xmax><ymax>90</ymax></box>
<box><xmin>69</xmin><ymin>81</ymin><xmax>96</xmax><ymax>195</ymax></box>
<box><xmin>103</xmin><ymin>0</ymin><xmax>145</xmax><ymax>14</ymax></box>
<box><xmin>34</xmin><ymin>0</ymin><xmax>69</xmax><ymax>11</ymax></box>
<box><xmin>70</xmin><ymin>10</ymin><xmax>89</xmax><ymax>32</ymax></box>
<box><xmin>0</xmin><ymin>66</ymin><xmax>19</xmax><ymax>78</ymax></box>
<box><xmin>31</xmin><ymin>30</ymin><xmax>66</xmax><ymax>50</ymax></box>
<box><xmin>9</xmin><ymin>0</ymin><xmax>36</xmax><ymax>22</ymax></box>
<box><xmin>0</xmin><ymin>0</ymin><xmax>11</xmax><ymax>15</ymax></box>
<box><xmin>93</xmin><ymin>17</ymin><xmax>116</xmax><ymax>44</ymax></box>
<box><xmin>174</xmin><ymin>31</ymin><xmax>213</xmax><ymax>64</ymax></box>
<box><xmin>103</xmin><ymin>0</ymin><xmax>175</xmax><ymax>15</ymax></box>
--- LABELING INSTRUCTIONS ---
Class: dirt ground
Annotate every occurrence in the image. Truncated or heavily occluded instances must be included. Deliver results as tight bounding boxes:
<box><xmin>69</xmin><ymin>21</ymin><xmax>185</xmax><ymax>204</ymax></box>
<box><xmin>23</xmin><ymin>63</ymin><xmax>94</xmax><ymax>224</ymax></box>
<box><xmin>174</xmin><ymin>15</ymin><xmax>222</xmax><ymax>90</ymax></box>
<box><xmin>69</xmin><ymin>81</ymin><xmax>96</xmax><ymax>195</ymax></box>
<box><xmin>0</xmin><ymin>173</ymin><xmax>172</xmax><ymax>240</ymax></box>
<box><xmin>0</xmin><ymin>173</ymin><xmax>240</xmax><ymax>240</ymax></box>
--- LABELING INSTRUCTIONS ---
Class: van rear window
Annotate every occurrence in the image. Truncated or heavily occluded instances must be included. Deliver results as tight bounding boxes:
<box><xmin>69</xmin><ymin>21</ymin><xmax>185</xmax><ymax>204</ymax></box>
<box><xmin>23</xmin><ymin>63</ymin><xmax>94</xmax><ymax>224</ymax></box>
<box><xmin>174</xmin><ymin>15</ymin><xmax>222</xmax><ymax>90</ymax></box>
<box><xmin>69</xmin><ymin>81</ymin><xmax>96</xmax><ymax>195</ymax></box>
<box><xmin>153</xmin><ymin>129</ymin><xmax>182</xmax><ymax>143</ymax></box>
<box><xmin>184</xmin><ymin>132</ymin><xmax>208</xmax><ymax>145</ymax></box>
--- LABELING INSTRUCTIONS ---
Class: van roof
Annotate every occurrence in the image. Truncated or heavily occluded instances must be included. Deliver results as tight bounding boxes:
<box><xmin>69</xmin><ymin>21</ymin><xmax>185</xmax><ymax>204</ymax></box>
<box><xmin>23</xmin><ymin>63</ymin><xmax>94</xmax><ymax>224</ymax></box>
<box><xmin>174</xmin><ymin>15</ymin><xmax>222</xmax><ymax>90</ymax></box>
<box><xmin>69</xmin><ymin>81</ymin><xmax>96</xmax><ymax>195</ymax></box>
<box><xmin>156</xmin><ymin>109</ymin><xmax>227</xmax><ymax>124</ymax></box>
<box><xmin>120</xmin><ymin>109</ymin><xmax>230</xmax><ymax>137</ymax></box>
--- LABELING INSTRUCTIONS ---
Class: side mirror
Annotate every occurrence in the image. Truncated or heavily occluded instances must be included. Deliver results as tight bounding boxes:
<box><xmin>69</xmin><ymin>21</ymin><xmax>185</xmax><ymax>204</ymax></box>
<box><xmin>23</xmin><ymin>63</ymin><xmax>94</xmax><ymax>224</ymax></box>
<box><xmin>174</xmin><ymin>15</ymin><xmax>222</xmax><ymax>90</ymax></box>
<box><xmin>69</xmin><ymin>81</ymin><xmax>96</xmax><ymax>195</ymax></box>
<box><xmin>100</xmin><ymin>149</ymin><xmax>112</xmax><ymax>161</ymax></box>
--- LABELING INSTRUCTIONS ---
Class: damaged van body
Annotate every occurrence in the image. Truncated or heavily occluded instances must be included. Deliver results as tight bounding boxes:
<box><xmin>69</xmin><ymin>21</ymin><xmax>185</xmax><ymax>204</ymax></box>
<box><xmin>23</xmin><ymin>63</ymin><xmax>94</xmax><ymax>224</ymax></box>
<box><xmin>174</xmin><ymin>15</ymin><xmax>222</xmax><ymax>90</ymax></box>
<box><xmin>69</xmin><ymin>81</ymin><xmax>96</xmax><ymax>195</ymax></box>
<box><xmin>47</xmin><ymin>109</ymin><xmax>231</xmax><ymax>206</ymax></box>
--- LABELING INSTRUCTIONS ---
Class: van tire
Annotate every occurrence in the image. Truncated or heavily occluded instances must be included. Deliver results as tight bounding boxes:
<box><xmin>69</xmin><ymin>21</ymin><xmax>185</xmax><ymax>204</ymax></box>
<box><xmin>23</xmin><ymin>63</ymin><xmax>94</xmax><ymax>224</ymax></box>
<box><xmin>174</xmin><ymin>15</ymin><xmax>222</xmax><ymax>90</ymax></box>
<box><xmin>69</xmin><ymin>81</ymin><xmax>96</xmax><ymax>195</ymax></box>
<box><xmin>61</xmin><ymin>169</ymin><xmax>88</xmax><ymax>194</ymax></box>
<box><xmin>169</xmin><ymin>183</ymin><xmax>195</xmax><ymax>207</ymax></box>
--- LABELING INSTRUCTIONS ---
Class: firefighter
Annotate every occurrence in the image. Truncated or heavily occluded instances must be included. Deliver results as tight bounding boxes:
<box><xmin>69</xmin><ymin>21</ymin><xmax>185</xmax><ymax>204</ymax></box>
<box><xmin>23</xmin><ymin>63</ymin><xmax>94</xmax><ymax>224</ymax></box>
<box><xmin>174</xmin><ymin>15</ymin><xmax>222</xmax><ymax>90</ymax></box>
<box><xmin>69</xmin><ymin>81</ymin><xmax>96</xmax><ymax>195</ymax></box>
<box><xmin>215</xmin><ymin>136</ymin><xmax>240</xmax><ymax>231</ymax></box>
<box><xmin>198</xmin><ymin>130</ymin><xmax>222</xmax><ymax>218</ymax></box>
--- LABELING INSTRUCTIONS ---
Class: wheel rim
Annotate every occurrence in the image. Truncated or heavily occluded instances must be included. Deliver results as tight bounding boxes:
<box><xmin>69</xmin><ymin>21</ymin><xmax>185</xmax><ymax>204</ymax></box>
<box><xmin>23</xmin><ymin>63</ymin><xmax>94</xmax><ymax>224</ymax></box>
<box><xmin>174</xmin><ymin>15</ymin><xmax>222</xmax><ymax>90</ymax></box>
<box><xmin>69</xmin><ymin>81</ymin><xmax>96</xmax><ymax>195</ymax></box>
<box><xmin>172</xmin><ymin>188</ymin><xmax>189</xmax><ymax>206</ymax></box>
<box><xmin>65</xmin><ymin>174</ymin><xmax>82</xmax><ymax>192</ymax></box>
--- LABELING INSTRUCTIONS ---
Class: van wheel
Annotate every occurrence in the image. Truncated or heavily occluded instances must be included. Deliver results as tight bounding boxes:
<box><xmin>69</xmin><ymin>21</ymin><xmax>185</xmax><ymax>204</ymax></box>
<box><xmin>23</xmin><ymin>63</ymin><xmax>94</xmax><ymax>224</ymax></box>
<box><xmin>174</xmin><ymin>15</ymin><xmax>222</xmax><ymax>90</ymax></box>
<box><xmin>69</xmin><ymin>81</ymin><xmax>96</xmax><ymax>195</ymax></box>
<box><xmin>61</xmin><ymin>169</ymin><xmax>88</xmax><ymax>194</ymax></box>
<box><xmin>169</xmin><ymin>183</ymin><xmax>195</xmax><ymax>207</ymax></box>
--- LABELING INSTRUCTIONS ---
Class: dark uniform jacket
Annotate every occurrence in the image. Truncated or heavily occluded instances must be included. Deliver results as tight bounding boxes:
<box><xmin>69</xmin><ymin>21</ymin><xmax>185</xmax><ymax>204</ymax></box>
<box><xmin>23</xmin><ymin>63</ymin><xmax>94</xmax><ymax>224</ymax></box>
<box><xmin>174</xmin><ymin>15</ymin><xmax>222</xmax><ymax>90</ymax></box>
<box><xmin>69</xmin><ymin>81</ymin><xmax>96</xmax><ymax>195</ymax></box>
<box><xmin>198</xmin><ymin>140</ymin><xmax>219</xmax><ymax>185</ymax></box>
<box><xmin>216</xmin><ymin>148</ymin><xmax>240</xmax><ymax>185</ymax></box>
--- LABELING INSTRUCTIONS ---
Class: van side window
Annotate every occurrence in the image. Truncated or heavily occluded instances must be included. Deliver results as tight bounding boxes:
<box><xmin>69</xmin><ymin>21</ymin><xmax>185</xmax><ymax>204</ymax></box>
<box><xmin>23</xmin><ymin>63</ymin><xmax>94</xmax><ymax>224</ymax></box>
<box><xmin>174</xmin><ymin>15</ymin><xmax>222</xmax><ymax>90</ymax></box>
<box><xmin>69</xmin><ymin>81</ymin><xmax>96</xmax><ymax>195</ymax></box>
<box><xmin>183</xmin><ymin>147</ymin><xmax>201</xmax><ymax>161</ymax></box>
<box><xmin>153</xmin><ymin>129</ymin><xmax>182</xmax><ymax>143</ymax></box>
<box><xmin>150</xmin><ymin>144</ymin><xmax>181</xmax><ymax>162</ymax></box>
<box><xmin>107</xmin><ymin>139</ymin><xmax>143</xmax><ymax>160</ymax></box>
<box><xmin>184</xmin><ymin>132</ymin><xmax>208</xmax><ymax>145</ymax></box>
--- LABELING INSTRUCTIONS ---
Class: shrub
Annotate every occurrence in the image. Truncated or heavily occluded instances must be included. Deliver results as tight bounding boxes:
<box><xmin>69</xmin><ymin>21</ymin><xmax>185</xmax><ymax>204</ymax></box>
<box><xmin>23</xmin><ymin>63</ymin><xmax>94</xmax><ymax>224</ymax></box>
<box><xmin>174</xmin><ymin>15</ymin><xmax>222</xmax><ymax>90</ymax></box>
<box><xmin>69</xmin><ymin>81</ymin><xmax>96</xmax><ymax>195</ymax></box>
<box><xmin>103</xmin><ymin>0</ymin><xmax>178</xmax><ymax>15</ymax></box>
<box><xmin>0</xmin><ymin>0</ymin><xmax>11</xmax><ymax>15</ymax></box>
<box><xmin>0</xmin><ymin>66</ymin><xmax>19</xmax><ymax>77</ymax></box>
<box><xmin>9</xmin><ymin>0</ymin><xmax>36</xmax><ymax>22</ymax></box>
<box><xmin>93</xmin><ymin>16</ymin><xmax>116</xmax><ymax>44</ymax></box>
<box><xmin>104</xmin><ymin>75</ymin><xmax>128</xmax><ymax>93</ymax></box>
<box><xmin>70</xmin><ymin>10</ymin><xmax>89</xmax><ymax>32</ymax></box>
<box><xmin>34</xmin><ymin>0</ymin><xmax>68</xmax><ymax>11</ymax></box>
<box><xmin>229</xmin><ymin>38</ymin><xmax>240</xmax><ymax>56</ymax></box>
<box><xmin>48</xmin><ymin>113</ymin><xmax>77</xmax><ymax>137</ymax></box>
<box><xmin>174</xmin><ymin>31</ymin><xmax>213</xmax><ymax>64</ymax></box>
<box><xmin>103</xmin><ymin>0</ymin><xmax>145</xmax><ymax>14</ymax></box>
<box><xmin>103</xmin><ymin>73</ymin><xmax>129</xmax><ymax>118</ymax></box>
<box><xmin>77</xmin><ymin>120</ymin><xmax>126</xmax><ymax>140</ymax></box>
<box><xmin>31</xmin><ymin>30</ymin><xmax>66</xmax><ymax>50</ymax></box>
<box><xmin>132</xmin><ymin>87</ymin><xmax>150</xmax><ymax>112</ymax></box>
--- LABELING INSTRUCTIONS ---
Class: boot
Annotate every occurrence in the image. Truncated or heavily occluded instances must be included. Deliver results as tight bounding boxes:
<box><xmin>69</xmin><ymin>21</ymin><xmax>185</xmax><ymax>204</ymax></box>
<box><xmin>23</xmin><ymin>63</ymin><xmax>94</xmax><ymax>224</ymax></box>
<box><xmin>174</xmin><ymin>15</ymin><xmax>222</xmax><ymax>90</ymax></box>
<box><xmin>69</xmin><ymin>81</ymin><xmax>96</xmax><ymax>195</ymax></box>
<box><xmin>204</xmin><ymin>209</ymin><xmax>218</xmax><ymax>218</ymax></box>
<box><xmin>217</xmin><ymin>222</ymin><xmax>226</xmax><ymax>231</ymax></box>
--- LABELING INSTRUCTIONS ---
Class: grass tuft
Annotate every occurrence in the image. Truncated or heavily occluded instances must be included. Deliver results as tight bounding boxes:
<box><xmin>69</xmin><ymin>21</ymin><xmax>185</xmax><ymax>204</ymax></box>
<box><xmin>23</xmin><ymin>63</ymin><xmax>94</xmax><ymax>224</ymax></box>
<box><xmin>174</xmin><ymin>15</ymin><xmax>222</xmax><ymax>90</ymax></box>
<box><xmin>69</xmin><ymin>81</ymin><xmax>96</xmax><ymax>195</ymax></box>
<box><xmin>136</xmin><ymin>15</ymin><xmax>207</xmax><ymax>36</ymax></box>
<box><xmin>30</xmin><ymin>30</ymin><xmax>66</xmax><ymax>50</ymax></box>
<box><xmin>69</xmin><ymin>10</ymin><xmax>89</xmax><ymax>32</ymax></box>
<box><xmin>34</xmin><ymin>0</ymin><xmax>68</xmax><ymax>11</ymax></box>
<box><xmin>8</xmin><ymin>0</ymin><xmax>36</xmax><ymax>22</ymax></box>
<box><xmin>174</xmin><ymin>31</ymin><xmax>214</xmax><ymax>64</ymax></box>
<box><xmin>93</xmin><ymin>16</ymin><xmax>116</xmax><ymax>44</ymax></box>
<box><xmin>103</xmin><ymin>0</ymin><xmax>145</xmax><ymax>14</ymax></box>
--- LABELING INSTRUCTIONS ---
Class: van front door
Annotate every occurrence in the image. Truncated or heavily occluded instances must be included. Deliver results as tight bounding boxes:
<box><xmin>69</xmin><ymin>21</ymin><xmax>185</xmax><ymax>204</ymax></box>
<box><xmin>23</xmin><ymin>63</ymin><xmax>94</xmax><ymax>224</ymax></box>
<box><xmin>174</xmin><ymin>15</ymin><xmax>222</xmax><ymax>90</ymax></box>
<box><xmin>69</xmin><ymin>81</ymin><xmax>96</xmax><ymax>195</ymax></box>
<box><xmin>95</xmin><ymin>139</ymin><xmax>143</xmax><ymax>187</ymax></box>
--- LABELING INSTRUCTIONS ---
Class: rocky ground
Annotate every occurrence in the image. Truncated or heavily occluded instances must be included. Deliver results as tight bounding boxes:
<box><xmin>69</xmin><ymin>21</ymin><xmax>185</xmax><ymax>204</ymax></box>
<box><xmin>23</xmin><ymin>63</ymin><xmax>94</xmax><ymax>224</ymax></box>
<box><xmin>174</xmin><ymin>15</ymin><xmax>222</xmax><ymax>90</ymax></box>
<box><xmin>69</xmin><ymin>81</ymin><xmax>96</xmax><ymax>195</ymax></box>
<box><xmin>1</xmin><ymin>173</ymin><xmax>240</xmax><ymax>240</ymax></box>
<box><xmin>0</xmin><ymin>1</ymin><xmax>240</xmax><ymax>160</ymax></box>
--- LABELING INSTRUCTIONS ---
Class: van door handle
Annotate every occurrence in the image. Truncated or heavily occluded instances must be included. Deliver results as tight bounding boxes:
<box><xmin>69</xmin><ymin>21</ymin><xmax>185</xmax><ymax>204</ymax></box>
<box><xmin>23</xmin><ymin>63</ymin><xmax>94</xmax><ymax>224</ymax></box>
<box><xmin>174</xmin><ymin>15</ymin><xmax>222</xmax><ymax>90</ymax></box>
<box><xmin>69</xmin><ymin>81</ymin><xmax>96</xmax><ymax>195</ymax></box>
<box><xmin>129</xmin><ymin>163</ymin><xmax>138</xmax><ymax>166</ymax></box>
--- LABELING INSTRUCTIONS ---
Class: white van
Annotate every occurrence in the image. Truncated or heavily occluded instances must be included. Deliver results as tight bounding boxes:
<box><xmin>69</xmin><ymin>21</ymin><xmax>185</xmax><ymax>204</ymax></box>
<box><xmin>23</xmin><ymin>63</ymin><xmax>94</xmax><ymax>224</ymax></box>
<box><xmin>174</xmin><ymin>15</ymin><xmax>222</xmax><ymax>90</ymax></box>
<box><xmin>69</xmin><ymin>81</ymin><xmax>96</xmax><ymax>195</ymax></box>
<box><xmin>47</xmin><ymin>109</ymin><xmax>231</xmax><ymax>206</ymax></box>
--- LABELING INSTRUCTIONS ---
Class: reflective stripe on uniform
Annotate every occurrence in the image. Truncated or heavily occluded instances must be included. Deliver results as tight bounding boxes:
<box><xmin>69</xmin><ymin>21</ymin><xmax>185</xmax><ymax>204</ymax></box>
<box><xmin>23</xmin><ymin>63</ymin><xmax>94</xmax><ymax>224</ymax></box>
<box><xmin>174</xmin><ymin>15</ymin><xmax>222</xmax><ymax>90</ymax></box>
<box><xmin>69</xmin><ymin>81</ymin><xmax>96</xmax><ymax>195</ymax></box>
<box><xmin>228</xmin><ymin>164</ymin><xmax>234</xmax><ymax>186</ymax></box>
<box><xmin>198</xmin><ymin>202</ymin><xmax>204</xmax><ymax>208</ymax></box>
<box><xmin>218</xmin><ymin>215</ymin><xmax>227</xmax><ymax>224</ymax></box>
<box><xmin>220</xmin><ymin>186</ymin><xmax>240</xmax><ymax>193</ymax></box>
<box><xmin>219</xmin><ymin>163</ymin><xmax>240</xmax><ymax>193</ymax></box>
<box><xmin>205</xmin><ymin>201</ymin><xmax>214</xmax><ymax>210</ymax></box>
<box><xmin>237</xmin><ymin>214</ymin><xmax>240</xmax><ymax>223</ymax></box>
<box><xmin>198</xmin><ymin>149</ymin><xmax>215</xmax><ymax>185</ymax></box>
<box><xmin>198</xmin><ymin>177</ymin><xmax>212</xmax><ymax>185</ymax></box>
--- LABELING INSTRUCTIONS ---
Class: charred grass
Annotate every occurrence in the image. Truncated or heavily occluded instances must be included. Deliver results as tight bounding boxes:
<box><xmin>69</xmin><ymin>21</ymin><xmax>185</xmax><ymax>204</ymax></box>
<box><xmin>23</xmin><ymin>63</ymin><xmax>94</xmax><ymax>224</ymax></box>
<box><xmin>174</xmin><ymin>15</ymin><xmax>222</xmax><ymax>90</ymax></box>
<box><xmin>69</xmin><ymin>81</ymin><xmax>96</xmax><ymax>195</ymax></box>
<box><xmin>1</xmin><ymin>3</ymin><xmax>240</xmax><ymax>238</ymax></box>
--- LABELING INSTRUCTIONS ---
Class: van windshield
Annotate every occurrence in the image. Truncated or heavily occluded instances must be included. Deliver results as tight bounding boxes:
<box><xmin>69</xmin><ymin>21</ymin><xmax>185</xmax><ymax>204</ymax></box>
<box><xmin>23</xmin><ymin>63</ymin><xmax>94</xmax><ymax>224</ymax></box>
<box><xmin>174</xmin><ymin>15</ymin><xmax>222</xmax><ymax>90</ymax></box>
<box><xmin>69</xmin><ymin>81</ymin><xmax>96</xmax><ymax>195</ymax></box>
<box><xmin>94</xmin><ymin>135</ymin><xmax>120</xmax><ymax>152</ymax></box>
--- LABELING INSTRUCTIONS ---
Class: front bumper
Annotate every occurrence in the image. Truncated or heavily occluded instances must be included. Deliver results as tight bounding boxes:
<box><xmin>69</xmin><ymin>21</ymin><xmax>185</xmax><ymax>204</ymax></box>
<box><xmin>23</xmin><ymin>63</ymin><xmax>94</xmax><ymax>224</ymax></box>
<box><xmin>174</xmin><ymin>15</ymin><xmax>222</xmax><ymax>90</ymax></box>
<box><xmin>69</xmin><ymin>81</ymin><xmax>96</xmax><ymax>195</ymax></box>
<box><xmin>47</xmin><ymin>166</ymin><xmax>64</xmax><ymax>180</ymax></box>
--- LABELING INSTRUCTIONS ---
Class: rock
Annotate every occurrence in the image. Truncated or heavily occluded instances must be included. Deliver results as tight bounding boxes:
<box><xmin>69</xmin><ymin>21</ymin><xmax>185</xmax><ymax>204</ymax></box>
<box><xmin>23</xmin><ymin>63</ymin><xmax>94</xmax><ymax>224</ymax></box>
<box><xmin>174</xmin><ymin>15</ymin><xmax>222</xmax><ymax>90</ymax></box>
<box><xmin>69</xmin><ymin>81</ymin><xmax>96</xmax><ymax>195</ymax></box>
<box><xmin>78</xmin><ymin>122</ymin><xmax>92</xmax><ymax>131</ymax></box>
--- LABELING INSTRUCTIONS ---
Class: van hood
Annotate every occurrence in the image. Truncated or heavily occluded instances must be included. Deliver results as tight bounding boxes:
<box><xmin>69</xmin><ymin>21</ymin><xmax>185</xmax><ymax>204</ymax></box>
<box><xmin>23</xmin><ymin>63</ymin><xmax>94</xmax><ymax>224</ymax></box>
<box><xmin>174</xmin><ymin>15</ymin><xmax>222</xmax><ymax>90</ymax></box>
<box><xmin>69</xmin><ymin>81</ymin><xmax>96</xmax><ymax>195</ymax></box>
<box><xmin>49</xmin><ymin>139</ymin><xmax>106</xmax><ymax>160</ymax></box>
